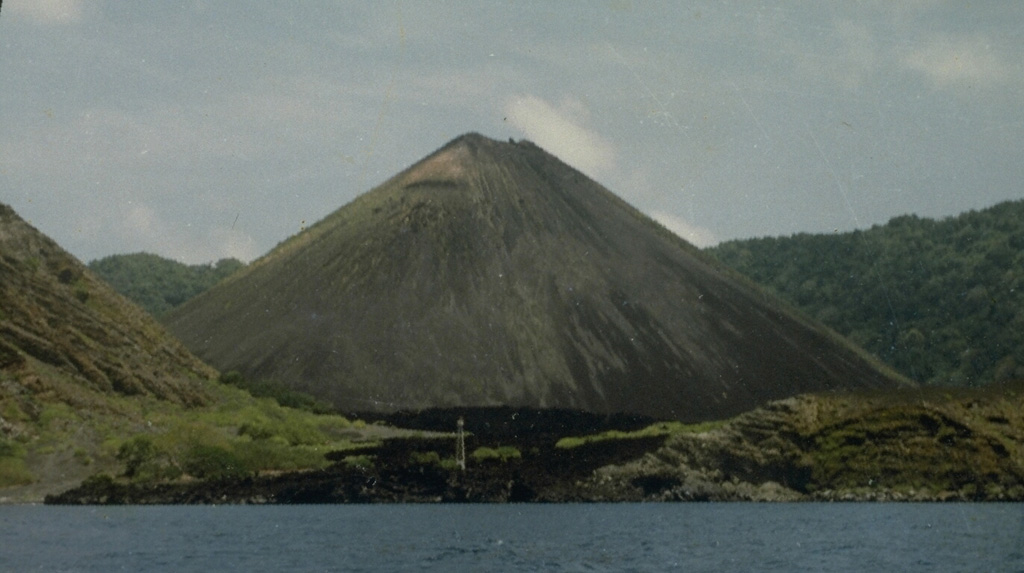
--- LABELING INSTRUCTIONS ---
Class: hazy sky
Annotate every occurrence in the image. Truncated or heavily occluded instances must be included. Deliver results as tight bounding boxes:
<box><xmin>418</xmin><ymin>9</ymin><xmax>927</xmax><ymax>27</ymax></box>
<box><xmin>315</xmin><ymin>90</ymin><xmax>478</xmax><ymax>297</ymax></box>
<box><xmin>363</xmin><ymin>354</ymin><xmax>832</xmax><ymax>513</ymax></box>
<box><xmin>2</xmin><ymin>1</ymin><xmax>1022</xmax><ymax>264</ymax></box>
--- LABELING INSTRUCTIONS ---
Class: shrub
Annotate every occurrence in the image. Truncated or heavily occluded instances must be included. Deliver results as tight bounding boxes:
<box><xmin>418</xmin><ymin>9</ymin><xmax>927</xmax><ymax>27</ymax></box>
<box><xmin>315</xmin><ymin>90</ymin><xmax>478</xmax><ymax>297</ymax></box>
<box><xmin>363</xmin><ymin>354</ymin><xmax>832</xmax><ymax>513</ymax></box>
<box><xmin>116</xmin><ymin>436</ymin><xmax>159</xmax><ymax>477</ymax></box>
<box><xmin>234</xmin><ymin>441</ymin><xmax>328</xmax><ymax>473</ymax></box>
<box><xmin>0</xmin><ymin>455</ymin><xmax>33</xmax><ymax>488</ymax></box>
<box><xmin>437</xmin><ymin>457</ymin><xmax>460</xmax><ymax>471</ymax></box>
<box><xmin>116</xmin><ymin>435</ymin><xmax>181</xmax><ymax>482</ymax></box>
<box><xmin>236</xmin><ymin>414</ymin><xmax>328</xmax><ymax>446</ymax></box>
<box><xmin>73</xmin><ymin>448</ymin><xmax>93</xmax><ymax>466</ymax></box>
<box><xmin>471</xmin><ymin>446</ymin><xmax>521</xmax><ymax>463</ymax></box>
<box><xmin>181</xmin><ymin>444</ymin><xmax>248</xmax><ymax>481</ymax></box>
<box><xmin>342</xmin><ymin>454</ymin><xmax>374</xmax><ymax>469</ymax></box>
<box><xmin>0</xmin><ymin>437</ymin><xmax>24</xmax><ymax>458</ymax></box>
<box><xmin>471</xmin><ymin>447</ymin><xmax>500</xmax><ymax>462</ymax></box>
<box><xmin>237</xmin><ymin>421</ymin><xmax>276</xmax><ymax>441</ymax></box>
<box><xmin>495</xmin><ymin>446</ymin><xmax>522</xmax><ymax>460</ymax></box>
<box><xmin>80</xmin><ymin>472</ymin><xmax>115</xmax><ymax>489</ymax></box>
<box><xmin>409</xmin><ymin>451</ymin><xmax>441</xmax><ymax>466</ymax></box>
<box><xmin>38</xmin><ymin>403</ymin><xmax>77</xmax><ymax>427</ymax></box>
<box><xmin>219</xmin><ymin>371</ymin><xmax>336</xmax><ymax>414</ymax></box>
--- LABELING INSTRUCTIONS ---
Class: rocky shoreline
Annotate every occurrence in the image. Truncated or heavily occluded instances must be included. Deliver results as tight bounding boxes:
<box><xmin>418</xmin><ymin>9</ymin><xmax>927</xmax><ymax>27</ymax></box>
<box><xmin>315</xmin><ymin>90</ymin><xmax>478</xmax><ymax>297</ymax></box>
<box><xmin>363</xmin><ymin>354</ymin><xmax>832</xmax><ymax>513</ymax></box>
<box><xmin>579</xmin><ymin>390</ymin><xmax>1024</xmax><ymax>503</ymax></box>
<box><xmin>46</xmin><ymin>389</ymin><xmax>1024</xmax><ymax>504</ymax></box>
<box><xmin>46</xmin><ymin>426</ymin><xmax>670</xmax><ymax>504</ymax></box>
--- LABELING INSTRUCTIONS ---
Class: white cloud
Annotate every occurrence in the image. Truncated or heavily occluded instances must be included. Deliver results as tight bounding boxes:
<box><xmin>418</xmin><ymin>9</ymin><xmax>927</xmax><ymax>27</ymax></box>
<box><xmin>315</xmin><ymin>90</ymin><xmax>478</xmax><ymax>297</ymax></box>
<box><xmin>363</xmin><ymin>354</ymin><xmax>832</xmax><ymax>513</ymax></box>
<box><xmin>103</xmin><ymin>202</ymin><xmax>259</xmax><ymax>264</ymax></box>
<box><xmin>125</xmin><ymin>203</ymin><xmax>160</xmax><ymax>235</ymax></box>
<box><xmin>8</xmin><ymin>0</ymin><xmax>84</xmax><ymax>24</ymax></box>
<box><xmin>207</xmin><ymin>227</ymin><xmax>260</xmax><ymax>263</ymax></box>
<box><xmin>504</xmin><ymin>95</ymin><xmax>616</xmax><ymax>178</ymax></box>
<box><xmin>904</xmin><ymin>37</ymin><xmax>1011</xmax><ymax>87</ymax></box>
<box><xmin>649</xmin><ymin>211</ymin><xmax>718</xmax><ymax>248</ymax></box>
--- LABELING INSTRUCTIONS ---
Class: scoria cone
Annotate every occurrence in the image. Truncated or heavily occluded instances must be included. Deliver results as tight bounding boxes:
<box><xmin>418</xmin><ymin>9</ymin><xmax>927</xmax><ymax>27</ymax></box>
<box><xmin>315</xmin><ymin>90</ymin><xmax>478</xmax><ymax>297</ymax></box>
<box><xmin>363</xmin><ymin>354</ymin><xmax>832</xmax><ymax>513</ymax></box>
<box><xmin>165</xmin><ymin>133</ymin><xmax>906</xmax><ymax>420</ymax></box>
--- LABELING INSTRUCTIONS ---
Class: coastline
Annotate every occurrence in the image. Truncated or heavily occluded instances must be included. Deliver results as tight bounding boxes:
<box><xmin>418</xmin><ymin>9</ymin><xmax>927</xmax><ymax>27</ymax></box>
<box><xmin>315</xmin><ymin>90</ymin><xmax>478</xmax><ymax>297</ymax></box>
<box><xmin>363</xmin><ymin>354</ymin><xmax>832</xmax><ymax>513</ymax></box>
<box><xmin>45</xmin><ymin>390</ymin><xmax>1024</xmax><ymax>505</ymax></box>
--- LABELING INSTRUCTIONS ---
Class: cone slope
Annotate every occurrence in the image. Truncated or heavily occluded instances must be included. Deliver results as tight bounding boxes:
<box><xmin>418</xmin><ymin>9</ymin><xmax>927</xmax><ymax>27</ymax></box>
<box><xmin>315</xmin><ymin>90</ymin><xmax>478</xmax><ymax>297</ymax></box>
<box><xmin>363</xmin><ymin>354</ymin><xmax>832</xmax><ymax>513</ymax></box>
<box><xmin>166</xmin><ymin>133</ymin><xmax>905</xmax><ymax>420</ymax></box>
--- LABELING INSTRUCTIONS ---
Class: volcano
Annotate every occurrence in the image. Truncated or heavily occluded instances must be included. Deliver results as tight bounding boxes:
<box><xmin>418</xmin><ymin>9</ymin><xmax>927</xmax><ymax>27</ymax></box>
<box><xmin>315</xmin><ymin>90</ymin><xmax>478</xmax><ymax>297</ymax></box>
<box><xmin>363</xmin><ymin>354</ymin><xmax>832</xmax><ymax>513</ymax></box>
<box><xmin>166</xmin><ymin>133</ymin><xmax>905</xmax><ymax>420</ymax></box>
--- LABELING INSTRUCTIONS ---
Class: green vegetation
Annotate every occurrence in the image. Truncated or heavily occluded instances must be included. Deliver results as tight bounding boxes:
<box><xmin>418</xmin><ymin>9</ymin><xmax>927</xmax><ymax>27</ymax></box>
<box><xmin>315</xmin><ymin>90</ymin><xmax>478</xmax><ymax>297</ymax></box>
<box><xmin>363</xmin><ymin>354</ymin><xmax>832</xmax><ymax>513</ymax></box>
<box><xmin>0</xmin><ymin>359</ymin><xmax>369</xmax><ymax>493</ymax></box>
<box><xmin>342</xmin><ymin>454</ymin><xmax>374</xmax><ymax>469</ymax></box>
<box><xmin>707</xmin><ymin>199</ymin><xmax>1024</xmax><ymax>386</ymax></box>
<box><xmin>0</xmin><ymin>437</ymin><xmax>34</xmax><ymax>488</ymax></box>
<box><xmin>555</xmin><ymin>420</ymin><xmax>726</xmax><ymax>449</ymax></box>
<box><xmin>101</xmin><ymin>384</ymin><xmax>362</xmax><ymax>483</ymax></box>
<box><xmin>88</xmin><ymin>252</ymin><xmax>244</xmax><ymax>317</ymax></box>
<box><xmin>408</xmin><ymin>451</ymin><xmax>461</xmax><ymax>470</ymax></box>
<box><xmin>585</xmin><ymin>383</ymin><xmax>1024</xmax><ymax>501</ymax></box>
<box><xmin>470</xmin><ymin>445</ymin><xmax>522</xmax><ymax>462</ymax></box>
<box><xmin>409</xmin><ymin>450</ymin><xmax>442</xmax><ymax>465</ymax></box>
<box><xmin>220</xmin><ymin>371</ymin><xmax>335</xmax><ymax>414</ymax></box>
<box><xmin>796</xmin><ymin>384</ymin><xmax>1024</xmax><ymax>498</ymax></box>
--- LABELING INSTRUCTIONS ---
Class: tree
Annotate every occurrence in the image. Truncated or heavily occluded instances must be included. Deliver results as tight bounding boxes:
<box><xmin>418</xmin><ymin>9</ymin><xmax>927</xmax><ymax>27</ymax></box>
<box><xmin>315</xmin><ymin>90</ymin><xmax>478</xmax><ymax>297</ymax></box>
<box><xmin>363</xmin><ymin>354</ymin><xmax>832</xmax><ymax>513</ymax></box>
<box><xmin>706</xmin><ymin>199</ymin><xmax>1024</xmax><ymax>387</ymax></box>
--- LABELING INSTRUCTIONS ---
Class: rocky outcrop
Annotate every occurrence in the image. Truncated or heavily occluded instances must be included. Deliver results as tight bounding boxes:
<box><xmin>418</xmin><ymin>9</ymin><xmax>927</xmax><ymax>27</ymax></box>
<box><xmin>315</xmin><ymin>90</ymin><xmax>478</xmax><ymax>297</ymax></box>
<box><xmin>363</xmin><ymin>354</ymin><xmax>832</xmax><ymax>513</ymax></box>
<box><xmin>577</xmin><ymin>387</ymin><xmax>1024</xmax><ymax>502</ymax></box>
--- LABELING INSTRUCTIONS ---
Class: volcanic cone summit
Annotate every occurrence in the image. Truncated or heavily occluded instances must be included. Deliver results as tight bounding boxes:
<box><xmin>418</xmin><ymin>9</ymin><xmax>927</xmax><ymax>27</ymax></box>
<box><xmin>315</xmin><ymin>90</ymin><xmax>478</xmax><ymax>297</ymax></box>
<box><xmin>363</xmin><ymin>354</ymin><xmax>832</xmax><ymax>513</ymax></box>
<box><xmin>166</xmin><ymin>133</ymin><xmax>905</xmax><ymax>420</ymax></box>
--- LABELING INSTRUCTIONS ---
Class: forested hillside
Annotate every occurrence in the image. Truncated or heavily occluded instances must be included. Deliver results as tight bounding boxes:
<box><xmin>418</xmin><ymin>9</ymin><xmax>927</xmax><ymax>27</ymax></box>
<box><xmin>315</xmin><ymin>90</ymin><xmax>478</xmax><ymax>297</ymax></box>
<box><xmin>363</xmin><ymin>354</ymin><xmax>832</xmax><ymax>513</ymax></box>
<box><xmin>707</xmin><ymin>200</ymin><xmax>1024</xmax><ymax>386</ymax></box>
<box><xmin>88</xmin><ymin>253</ymin><xmax>243</xmax><ymax>317</ymax></box>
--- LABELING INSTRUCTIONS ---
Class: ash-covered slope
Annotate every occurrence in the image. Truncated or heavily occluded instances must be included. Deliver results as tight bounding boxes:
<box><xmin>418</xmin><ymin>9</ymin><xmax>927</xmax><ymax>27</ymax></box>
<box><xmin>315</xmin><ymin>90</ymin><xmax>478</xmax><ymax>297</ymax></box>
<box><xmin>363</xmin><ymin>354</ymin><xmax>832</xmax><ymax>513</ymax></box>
<box><xmin>166</xmin><ymin>133</ymin><xmax>905</xmax><ymax>420</ymax></box>
<box><xmin>0</xmin><ymin>203</ymin><xmax>215</xmax><ymax>405</ymax></box>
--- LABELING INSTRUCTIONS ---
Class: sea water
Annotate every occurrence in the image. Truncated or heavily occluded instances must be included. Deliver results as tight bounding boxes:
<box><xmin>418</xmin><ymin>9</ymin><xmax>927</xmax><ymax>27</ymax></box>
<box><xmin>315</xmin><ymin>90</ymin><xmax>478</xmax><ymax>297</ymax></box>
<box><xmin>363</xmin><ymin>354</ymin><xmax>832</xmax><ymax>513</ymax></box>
<box><xmin>1</xmin><ymin>503</ymin><xmax>1022</xmax><ymax>572</ymax></box>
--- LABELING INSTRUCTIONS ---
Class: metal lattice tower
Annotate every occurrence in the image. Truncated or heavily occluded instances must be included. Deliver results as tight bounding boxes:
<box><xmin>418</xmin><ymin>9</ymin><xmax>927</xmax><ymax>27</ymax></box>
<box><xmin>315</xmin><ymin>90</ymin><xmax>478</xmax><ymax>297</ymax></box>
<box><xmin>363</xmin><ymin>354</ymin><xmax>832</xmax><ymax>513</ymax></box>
<box><xmin>455</xmin><ymin>416</ymin><xmax>466</xmax><ymax>471</ymax></box>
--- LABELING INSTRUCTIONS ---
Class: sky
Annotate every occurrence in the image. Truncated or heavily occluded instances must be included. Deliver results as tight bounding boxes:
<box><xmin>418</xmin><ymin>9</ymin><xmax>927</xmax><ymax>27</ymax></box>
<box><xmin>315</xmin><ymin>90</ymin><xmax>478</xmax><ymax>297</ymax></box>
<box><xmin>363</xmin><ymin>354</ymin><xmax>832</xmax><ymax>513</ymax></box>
<box><xmin>1</xmin><ymin>1</ymin><xmax>1022</xmax><ymax>264</ymax></box>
